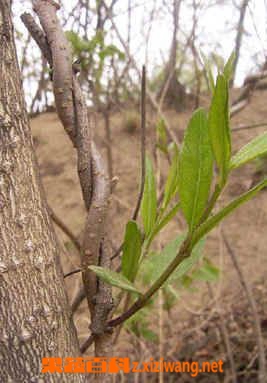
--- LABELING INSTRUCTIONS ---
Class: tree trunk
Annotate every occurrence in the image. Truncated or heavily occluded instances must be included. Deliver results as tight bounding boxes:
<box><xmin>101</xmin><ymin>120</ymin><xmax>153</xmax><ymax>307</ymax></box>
<box><xmin>231</xmin><ymin>0</ymin><xmax>249</xmax><ymax>86</ymax></box>
<box><xmin>157</xmin><ymin>0</ymin><xmax>186</xmax><ymax>111</ymax></box>
<box><xmin>0</xmin><ymin>2</ymin><xmax>86</xmax><ymax>382</ymax></box>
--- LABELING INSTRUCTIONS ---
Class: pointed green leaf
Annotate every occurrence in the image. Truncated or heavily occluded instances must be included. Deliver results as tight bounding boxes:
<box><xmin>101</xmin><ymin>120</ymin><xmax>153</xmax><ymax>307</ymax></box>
<box><xmin>88</xmin><ymin>266</ymin><xmax>141</xmax><ymax>294</ymax></box>
<box><xmin>122</xmin><ymin>221</ymin><xmax>142</xmax><ymax>282</ymax></box>
<box><xmin>171</xmin><ymin>239</ymin><xmax>205</xmax><ymax>282</ymax></box>
<box><xmin>208</xmin><ymin>74</ymin><xmax>231</xmax><ymax>185</ymax></box>
<box><xmin>223</xmin><ymin>52</ymin><xmax>236</xmax><ymax>83</ymax></box>
<box><xmin>230</xmin><ymin>132</ymin><xmax>267</xmax><ymax>170</ymax></box>
<box><xmin>192</xmin><ymin>258</ymin><xmax>220</xmax><ymax>282</ymax></box>
<box><xmin>178</xmin><ymin>108</ymin><xmax>213</xmax><ymax>232</ymax></box>
<box><xmin>200</xmin><ymin>51</ymin><xmax>215</xmax><ymax>92</ymax></box>
<box><xmin>141</xmin><ymin>156</ymin><xmax>157</xmax><ymax>236</ymax></box>
<box><xmin>162</xmin><ymin>145</ymin><xmax>179</xmax><ymax>209</ymax></box>
<box><xmin>162</xmin><ymin>285</ymin><xmax>179</xmax><ymax>311</ymax></box>
<box><xmin>141</xmin><ymin>235</ymin><xmax>185</xmax><ymax>285</ymax></box>
<box><xmin>154</xmin><ymin>202</ymin><xmax>180</xmax><ymax>238</ymax></box>
<box><xmin>144</xmin><ymin>202</ymin><xmax>180</xmax><ymax>251</ymax></box>
<box><xmin>125</xmin><ymin>308</ymin><xmax>159</xmax><ymax>342</ymax></box>
<box><xmin>207</xmin><ymin>68</ymin><xmax>215</xmax><ymax>93</ymax></box>
<box><xmin>156</xmin><ymin>119</ymin><xmax>168</xmax><ymax>154</ymax></box>
<box><xmin>192</xmin><ymin>178</ymin><xmax>267</xmax><ymax>246</ymax></box>
<box><xmin>141</xmin><ymin>235</ymin><xmax>205</xmax><ymax>286</ymax></box>
<box><xmin>212</xmin><ymin>52</ymin><xmax>225</xmax><ymax>72</ymax></box>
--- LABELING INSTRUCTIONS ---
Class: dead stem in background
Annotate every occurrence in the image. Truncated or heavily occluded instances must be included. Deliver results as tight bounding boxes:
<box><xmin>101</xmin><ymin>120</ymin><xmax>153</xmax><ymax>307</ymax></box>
<box><xmin>222</xmin><ymin>229</ymin><xmax>266</xmax><ymax>383</ymax></box>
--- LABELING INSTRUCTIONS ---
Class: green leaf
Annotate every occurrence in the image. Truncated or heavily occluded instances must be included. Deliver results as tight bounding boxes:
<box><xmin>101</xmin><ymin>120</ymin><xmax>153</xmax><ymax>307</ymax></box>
<box><xmin>66</xmin><ymin>31</ymin><xmax>85</xmax><ymax>55</ymax></box>
<box><xmin>141</xmin><ymin>235</ymin><xmax>205</xmax><ymax>286</ymax></box>
<box><xmin>162</xmin><ymin>285</ymin><xmax>179</xmax><ymax>310</ymax></box>
<box><xmin>99</xmin><ymin>44</ymin><xmax>125</xmax><ymax>61</ymax></box>
<box><xmin>156</xmin><ymin>119</ymin><xmax>168</xmax><ymax>154</ymax></box>
<box><xmin>181</xmin><ymin>275</ymin><xmax>194</xmax><ymax>289</ymax></box>
<box><xmin>230</xmin><ymin>132</ymin><xmax>267</xmax><ymax>170</ymax></box>
<box><xmin>170</xmin><ymin>239</ymin><xmax>205</xmax><ymax>282</ymax></box>
<box><xmin>211</xmin><ymin>52</ymin><xmax>225</xmax><ymax>72</ymax></box>
<box><xmin>141</xmin><ymin>156</ymin><xmax>157</xmax><ymax>236</ymax></box>
<box><xmin>200</xmin><ymin>51</ymin><xmax>215</xmax><ymax>92</ymax></box>
<box><xmin>192</xmin><ymin>258</ymin><xmax>220</xmax><ymax>282</ymax></box>
<box><xmin>192</xmin><ymin>178</ymin><xmax>267</xmax><ymax>246</ymax></box>
<box><xmin>162</xmin><ymin>144</ymin><xmax>179</xmax><ymax>209</ymax></box>
<box><xmin>122</xmin><ymin>221</ymin><xmax>142</xmax><ymax>282</ymax></box>
<box><xmin>141</xmin><ymin>235</ymin><xmax>185</xmax><ymax>285</ymax></box>
<box><xmin>208</xmin><ymin>74</ymin><xmax>231</xmax><ymax>185</ymax></box>
<box><xmin>139</xmin><ymin>328</ymin><xmax>158</xmax><ymax>342</ymax></box>
<box><xmin>88</xmin><ymin>266</ymin><xmax>141</xmax><ymax>294</ymax></box>
<box><xmin>156</xmin><ymin>119</ymin><xmax>168</xmax><ymax>153</ymax></box>
<box><xmin>223</xmin><ymin>52</ymin><xmax>236</xmax><ymax>83</ymax></box>
<box><xmin>144</xmin><ymin>202</ymin><xmax>180</xmax><ymax>252</ymax></box>
<box><xmin>125</xmin><ymin>308</ymin><xmax>158</xmax><ymax>342</ymax></box>
<box><xmin>178</xmin><ymin>108</ymin><xmax>213</xmax><ymax>232</ymax></box>
<box><xmin>154</xmin><ymin>202</ymin><xmax>180</xmax><ymax>238</ymax></box>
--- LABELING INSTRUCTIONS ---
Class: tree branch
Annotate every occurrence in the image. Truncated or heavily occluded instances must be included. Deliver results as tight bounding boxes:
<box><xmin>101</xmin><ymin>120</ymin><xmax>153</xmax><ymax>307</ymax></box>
<box><xmin>102</xmin><ymin>0</ymin><xmax>179</xmax><ymax>147</ymax></box>
<box><xmin>222</xmin><ymin>230</ymin><xmax>266</xmax><ymax>383</ymax></box>
<box><xmin>132</xmin><ymin>65</ymin><xmax>146</xmax><ymax>221</ymax></box>
<box><xmin>49</xmin><ymin>207</ymin><xmax>81</xmax><ymax>252</ymax></box>
<box><xmin>24</xmin><ymin>1</ymin><xmax>114</xmax><ymax>361</ymax></box>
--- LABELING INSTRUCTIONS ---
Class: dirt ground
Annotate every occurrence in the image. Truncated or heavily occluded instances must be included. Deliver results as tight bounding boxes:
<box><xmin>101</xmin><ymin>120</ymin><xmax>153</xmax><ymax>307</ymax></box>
<box><xmin>30</xmin><ymin>87</ymin><xmax>267</xmax><ymax>382</ymax></box>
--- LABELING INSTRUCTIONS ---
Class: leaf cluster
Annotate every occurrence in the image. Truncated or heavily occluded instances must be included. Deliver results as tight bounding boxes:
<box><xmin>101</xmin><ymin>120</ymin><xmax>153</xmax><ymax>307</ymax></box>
<box><xmin>89</xmin><ymin>53</ymin><xmax>267</xmax><ymax>334</ymax></box>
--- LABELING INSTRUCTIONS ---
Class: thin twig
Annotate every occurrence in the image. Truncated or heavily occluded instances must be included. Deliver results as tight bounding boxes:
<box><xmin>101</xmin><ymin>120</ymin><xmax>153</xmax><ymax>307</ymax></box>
<box><xmin>49</xmin><ymin>207</ymin><xmax>81</xmax><ymax>252</ymax></box>
<box><xmin>232</xmin><ymin>122</ymin><xmax>267</xmax><ymax>132</ymax></box>
<box><xmin>112</xmin><ymin>292</ymin><xmax>130</xmax><ymax>345</ymax></box>
<box><xmin>230</xmin><ymin>69</ymin><xmax>267</xmax><ymax>117</ymax></box>
<box><xmin>111</xmin><ymin>66</ymin><xmax>147</xmax><ymax>262</ymax></box>
<box><xmin>20</xmin><ymin>32</ymin><xmax>32</xmax><ymax>74</ymax></box>
<box><xmin>64</xmin><ymin>268</ymin><xmax>82</xmax><ymax>279</ymax></box>
<box><xmin>243</xmin><ymin>70</ymin><xmax>267</xmax><ymax>86</ymax></box>
<box><xmin>111</xmin><ymin>243</ymin><xmax>123</xmax><ymax>261</ymax></box>
<box><xmin>80</xmin><ymin>334</ymin><xmax>95</xmax><ymax>354</ymax></box>
<box><xmin>71</xmin><ymin>285</ymin><xmax>86</xmax><ymax>314</ymax></box>
<box><xmin>222</xmin><ymin>229</ymin><xmax>266</xmax><ymax>383</ymax></box>
<box><xmin>103</xmin><ymin>109</ymin><xmax>113</xmax><ymax>180</ymax></box>
<box><xmin>102</xmin><ymin>0</ymin><xmax>179</xmax><ymax>147</ymax></box>
<box><xmin>230</xmin><ymin>98</ymin><xmax>249</xmax><ymax>118</ymax></box>
<box><xmin>21</xmin><ymin>12</ymin><xmax>53</xmax><ymax>66</ymax></box>
<box><xmin>207</xmin><ymin>283</ymin><xmax>237</xmax><ymax>383</ymax></box>
<box><xmin>132</xmin><ymin>65</ymin><xmax>146</xmax><ymax>221</ymax></box>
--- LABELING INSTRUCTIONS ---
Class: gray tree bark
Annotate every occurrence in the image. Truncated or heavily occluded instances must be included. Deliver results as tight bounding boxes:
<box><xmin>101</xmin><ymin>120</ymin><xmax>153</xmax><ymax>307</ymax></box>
<box><xmin>0</xmin><ymin>2</ymin><xmax>87</xmax><ymax>382</ymax></box>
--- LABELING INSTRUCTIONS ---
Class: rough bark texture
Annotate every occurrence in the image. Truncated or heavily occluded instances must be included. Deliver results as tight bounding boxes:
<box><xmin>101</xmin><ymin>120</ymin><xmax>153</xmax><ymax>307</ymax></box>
<box><xmin>0</xmin><ymin>2</ymin><xmax>87</xmax><ymax>382</ymax></box>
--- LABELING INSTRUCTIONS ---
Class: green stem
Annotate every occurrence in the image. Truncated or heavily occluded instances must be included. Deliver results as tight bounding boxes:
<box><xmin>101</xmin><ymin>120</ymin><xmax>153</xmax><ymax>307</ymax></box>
<box><xmin>107</xmin><ymin>237</ymin><xmax>191</xmax><ymax>328</ymax></box>
<box><xmin>199</xmin><ymin>183</ymin><xmax>222</xmax><ymax>225</ymax></box>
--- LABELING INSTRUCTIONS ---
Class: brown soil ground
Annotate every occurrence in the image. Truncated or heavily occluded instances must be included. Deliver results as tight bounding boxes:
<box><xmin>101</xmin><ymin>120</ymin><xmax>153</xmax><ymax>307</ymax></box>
<box><xmin>30</xmin><ymin>87</ymin><xmax>267</xmax><ymax>382</ymax></box>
